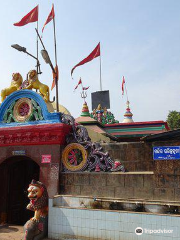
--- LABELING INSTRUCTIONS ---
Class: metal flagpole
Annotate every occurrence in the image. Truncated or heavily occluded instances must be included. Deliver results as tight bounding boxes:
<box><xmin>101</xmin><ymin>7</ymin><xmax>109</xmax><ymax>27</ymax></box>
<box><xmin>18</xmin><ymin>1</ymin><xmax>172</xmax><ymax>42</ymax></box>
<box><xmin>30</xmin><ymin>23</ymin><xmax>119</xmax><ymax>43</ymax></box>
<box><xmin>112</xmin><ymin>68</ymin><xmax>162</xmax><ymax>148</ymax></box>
<box><xmin>35</xmin><ymin>14</ymin><xmax>39</xmax><ymax>93</ymax></box>
<box><xmin>99</xmin><ymin>46</ymin><xmax>102</xmax><ymax>91</ymax></box>
<box><xmin>36</xmin><ymin>12</ymin><xmax>39</xmax><ymax>74</ymax></box>
<box><xmin>53</xmin><ymin>4</ymin><xmax>59</xmax><ymax>112</ymax></box>
<box><xmin>80</xmin><ymin>79</ymin><xmax>83</xmax><ymax>92</ymax></box>
<box><xmin>80</xmin><ymin>80</ymin><xmax>86</xmax><ymax>103</ymax></box>
<box><xmin>125</xmin><ymin>82</ymin><xmax>129</xmax><ymax>102</ymax></box>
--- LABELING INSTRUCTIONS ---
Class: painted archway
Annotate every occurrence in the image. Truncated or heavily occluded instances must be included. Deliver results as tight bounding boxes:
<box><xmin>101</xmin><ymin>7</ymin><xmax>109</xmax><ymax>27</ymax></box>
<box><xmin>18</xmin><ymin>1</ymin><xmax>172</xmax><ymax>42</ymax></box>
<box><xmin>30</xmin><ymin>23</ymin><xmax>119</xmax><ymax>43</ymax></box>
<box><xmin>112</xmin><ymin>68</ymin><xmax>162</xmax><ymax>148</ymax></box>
<box><xmin>0</xmin><ymin>89</ymin><xmax>61</xmax><ymax>127</ymax></box>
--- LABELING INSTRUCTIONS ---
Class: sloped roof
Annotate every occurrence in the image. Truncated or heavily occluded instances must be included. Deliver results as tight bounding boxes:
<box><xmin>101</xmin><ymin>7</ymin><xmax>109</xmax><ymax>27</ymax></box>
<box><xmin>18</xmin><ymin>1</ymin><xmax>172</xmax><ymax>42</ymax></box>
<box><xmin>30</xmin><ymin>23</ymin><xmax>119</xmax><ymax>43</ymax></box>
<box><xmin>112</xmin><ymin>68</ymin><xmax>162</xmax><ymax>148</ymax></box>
<box><xmin>104</xmin><ymin>121</ymin><xmax>169</xmax><ymax>141</ymax></box>
<box><xmin>142</xmin><ymin>129</ymin><xmax>180</xmax><ymax>142</ymax></box>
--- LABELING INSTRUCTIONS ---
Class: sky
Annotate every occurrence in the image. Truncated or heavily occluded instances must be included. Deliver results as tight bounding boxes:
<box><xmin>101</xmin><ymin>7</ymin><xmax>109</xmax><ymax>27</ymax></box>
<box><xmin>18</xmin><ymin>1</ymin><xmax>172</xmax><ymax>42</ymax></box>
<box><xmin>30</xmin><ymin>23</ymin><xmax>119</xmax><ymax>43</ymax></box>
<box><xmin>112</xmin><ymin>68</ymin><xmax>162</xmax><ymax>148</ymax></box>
<box><xmin>0</xmin><ymin>0</ymin><xmax>180</xmax><ymax>122</ymax></box>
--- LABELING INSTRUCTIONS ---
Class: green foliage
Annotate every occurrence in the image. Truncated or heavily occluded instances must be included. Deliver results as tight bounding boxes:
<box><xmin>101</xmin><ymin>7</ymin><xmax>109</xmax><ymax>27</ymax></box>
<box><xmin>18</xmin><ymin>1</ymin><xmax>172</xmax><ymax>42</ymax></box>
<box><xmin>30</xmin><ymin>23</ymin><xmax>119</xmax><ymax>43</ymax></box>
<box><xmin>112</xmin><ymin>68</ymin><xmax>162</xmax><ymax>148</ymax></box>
<box><xmin>167</xmin><ymin>111</ymin><xmax>180</xmax><ymax>130</ymax></box>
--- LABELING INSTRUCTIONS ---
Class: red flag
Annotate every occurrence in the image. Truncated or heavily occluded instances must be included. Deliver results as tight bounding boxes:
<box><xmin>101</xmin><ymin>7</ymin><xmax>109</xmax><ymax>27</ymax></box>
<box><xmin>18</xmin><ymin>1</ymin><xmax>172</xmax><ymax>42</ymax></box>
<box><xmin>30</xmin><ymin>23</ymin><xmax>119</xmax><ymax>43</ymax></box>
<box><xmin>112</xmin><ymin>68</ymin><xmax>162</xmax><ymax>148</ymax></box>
<box><xmin>74</xmin><ymin>79</ymin><xmax>82</xmax><ymax>90</ymax></box>
<box><xmin>42</xmin><ymin>4</ymin><xmax>55</xmax><ymax>32</ymax></box>
<box><xmin>122</xmin><ymin>76</ymin><xmax>125</xmax><ymax>95</ymax></box>
<box><xmin>71</xmin><ymin>43</ymin><xmax>100</xmax><ymax>76</ymax></box>
<box><xmin>51</xmin><ymin>65</ymin><xmax>59</xmax><ymax>91</ymax></box>
<box><xmin>83</xmin><ymin>86</ymin><xmax>90</xmax><ymax>90</ymax></box>
<box><xmin>14</xmin><ymin>5</ymin><xmax>38</xmax><ymax>26</ymax></box>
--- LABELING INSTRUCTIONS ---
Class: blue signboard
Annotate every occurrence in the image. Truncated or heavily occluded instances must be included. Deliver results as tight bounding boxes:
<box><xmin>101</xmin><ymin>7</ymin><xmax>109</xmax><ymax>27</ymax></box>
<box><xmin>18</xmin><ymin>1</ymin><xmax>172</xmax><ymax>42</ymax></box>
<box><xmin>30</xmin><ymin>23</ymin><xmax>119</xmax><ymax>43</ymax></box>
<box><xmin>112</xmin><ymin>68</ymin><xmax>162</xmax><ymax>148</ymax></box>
<box><xmin>153</xmin><ymin>146</ymin><xmax>180</xmax><ymax>160</ymax></box>
<box><xmin>12</xmin><ymin>150</ymin><xmax>26</xmax><ymax>156</ymax></box>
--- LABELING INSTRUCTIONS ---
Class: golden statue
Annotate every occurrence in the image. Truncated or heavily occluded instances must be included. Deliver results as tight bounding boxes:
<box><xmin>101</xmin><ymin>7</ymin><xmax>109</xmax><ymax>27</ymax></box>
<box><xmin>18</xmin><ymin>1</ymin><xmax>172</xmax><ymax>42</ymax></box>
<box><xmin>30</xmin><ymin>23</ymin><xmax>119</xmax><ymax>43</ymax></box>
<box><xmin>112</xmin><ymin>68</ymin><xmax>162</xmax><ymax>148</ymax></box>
<box><xmin>23</xmin><ymin>70</ymin><xmax>50</xmax><ymax>102</ymax></box>
<box><xmin>1</xmin><ymin>73</ymin><xmax>23</xmax><ymax>102</ymax></box>
<box><xmin>97</xmin><ymin>104</ymin><xmax>102</xmax><ymax>110</ymax></box>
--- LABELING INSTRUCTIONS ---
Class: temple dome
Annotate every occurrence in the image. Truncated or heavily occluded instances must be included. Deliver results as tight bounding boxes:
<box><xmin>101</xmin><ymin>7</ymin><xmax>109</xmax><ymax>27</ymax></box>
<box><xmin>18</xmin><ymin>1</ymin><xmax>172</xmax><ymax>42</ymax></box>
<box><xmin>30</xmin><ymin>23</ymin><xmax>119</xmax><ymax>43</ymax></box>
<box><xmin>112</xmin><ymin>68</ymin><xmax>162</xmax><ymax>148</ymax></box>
<box><xmin>52</xmin><ymin>102</ymin><xmax>71</xmax><ymax>115</ymax></box>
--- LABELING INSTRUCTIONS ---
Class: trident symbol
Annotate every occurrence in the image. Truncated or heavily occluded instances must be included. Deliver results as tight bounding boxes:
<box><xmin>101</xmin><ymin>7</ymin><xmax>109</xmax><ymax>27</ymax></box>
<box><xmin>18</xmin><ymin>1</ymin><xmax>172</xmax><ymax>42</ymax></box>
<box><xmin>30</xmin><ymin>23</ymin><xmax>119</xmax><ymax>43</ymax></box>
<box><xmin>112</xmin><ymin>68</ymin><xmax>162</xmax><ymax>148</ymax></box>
<box><xmin>81</xmin><ymin>90</ymin><xmax>87</xmax><ymax>103</ymax></box>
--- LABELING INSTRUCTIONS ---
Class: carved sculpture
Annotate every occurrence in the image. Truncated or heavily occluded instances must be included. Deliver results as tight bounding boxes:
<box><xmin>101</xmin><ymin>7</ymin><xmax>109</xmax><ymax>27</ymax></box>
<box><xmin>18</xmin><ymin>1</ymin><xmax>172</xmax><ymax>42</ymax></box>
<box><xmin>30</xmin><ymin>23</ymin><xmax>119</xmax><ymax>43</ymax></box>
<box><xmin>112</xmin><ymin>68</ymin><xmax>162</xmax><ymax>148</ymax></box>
<box><xmin>61</xmin><ymin>114</ymin><xmax>125</xmax><ymax>172</ymax></box>
<box><xmin>23</xmin><ymin>70</ymin><xmax>50</xmax><ymax>102</ymax></box>
<box><xmin>3</xmin><ymin>98</ymin><xmax>43</xmax><ymax>123</ymax></box>
<box><xmin>23</xmin><ymin>180</ymin><xmax>48</xmax><ymax>240</ymax></box>
<box><xmin>90</xmin><ymin>104</ymin><xmax>119</xmax><ymax>124</ymax></box>
<box><xmin>1</xmin><ymin>73</ymin><xmax>23</xmax><ymax>102</ymax></box>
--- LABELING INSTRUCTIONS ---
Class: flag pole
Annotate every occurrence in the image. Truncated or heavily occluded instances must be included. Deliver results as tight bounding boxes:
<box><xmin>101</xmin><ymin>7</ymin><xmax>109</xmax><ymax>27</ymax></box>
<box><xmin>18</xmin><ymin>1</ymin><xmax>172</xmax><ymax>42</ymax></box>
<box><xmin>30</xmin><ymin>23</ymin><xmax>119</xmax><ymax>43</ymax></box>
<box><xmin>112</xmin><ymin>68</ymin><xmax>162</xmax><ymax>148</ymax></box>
<box><xmin>80</xmin><ymin>79</ymin><xmax>87</xmax><ymax>103</ymax></box>
<box><xmin>99</xmin><ymin>44</ymin><xmax>102</xmax><ymax>91</ymax></box>
<box><xmin>81</xmin><ymin>80</ymin><xmax>85</xmax><ymax>103</ymax></box>
<box><xmin>125</xmin><ymin>82</ymin><xmax>129</xmax><ymax>102</ymax></box>
<box><xmin>53</xmin><ymin>4</ymin><xmax>59</xmax><ymax>112</ymax></box>
<box><xmin>80</xmin><ymin>79</ymin><xmax>83</xmax><ymax>92</ymax></box>
<box><xmin>36</xmin><ymin>6</ymin><xmax>39</xmax><ymax>74</ymax></box>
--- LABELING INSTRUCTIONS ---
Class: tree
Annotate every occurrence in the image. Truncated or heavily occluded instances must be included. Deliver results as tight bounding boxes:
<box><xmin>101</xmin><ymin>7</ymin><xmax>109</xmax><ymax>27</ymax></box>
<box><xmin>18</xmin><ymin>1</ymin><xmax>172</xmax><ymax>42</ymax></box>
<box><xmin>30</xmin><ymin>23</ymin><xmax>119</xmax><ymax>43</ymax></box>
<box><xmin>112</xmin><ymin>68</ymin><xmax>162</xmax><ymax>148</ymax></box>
<box><xmin>167</xmin><ymin>111</ymin><xmax>180</xmax><ymax>130</ymax></box>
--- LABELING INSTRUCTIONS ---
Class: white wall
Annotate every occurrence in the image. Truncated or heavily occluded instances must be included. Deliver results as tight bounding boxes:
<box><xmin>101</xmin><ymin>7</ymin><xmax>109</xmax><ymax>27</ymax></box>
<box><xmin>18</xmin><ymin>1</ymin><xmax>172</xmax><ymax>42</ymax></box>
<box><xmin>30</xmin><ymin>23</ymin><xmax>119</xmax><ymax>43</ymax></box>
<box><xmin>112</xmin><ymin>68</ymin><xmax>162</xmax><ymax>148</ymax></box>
<box><xmin>48</xmin><ymin>199</ymin><xmax>180</xmax><ymax>240</ymax></box>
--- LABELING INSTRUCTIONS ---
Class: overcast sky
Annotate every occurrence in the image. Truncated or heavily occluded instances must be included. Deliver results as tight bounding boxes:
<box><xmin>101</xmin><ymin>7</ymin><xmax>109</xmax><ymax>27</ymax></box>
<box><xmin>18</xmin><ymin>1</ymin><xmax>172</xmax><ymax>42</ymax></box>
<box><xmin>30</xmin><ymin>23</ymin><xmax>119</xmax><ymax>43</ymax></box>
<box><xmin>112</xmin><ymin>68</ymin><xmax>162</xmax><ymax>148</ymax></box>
<box><xmin>0</xmin><ymin>0</ymin><xmax>180</xmax><ymax>122</ymax></box>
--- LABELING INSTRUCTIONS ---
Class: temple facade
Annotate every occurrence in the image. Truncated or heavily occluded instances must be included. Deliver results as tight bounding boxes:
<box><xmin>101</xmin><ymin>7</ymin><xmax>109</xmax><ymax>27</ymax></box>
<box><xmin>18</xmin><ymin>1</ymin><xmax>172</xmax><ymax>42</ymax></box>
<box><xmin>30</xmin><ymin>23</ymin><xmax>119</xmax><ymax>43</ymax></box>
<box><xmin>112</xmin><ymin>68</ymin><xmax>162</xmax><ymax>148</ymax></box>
<box><xmin>0</xmin><ymin>89</ymin><xmax>71</xmax><ymax>224</ymax></box>
<box><xmin>0</xmin><ymin>80</ymin><xmax>179</xmax><ymax>240</ymax></box>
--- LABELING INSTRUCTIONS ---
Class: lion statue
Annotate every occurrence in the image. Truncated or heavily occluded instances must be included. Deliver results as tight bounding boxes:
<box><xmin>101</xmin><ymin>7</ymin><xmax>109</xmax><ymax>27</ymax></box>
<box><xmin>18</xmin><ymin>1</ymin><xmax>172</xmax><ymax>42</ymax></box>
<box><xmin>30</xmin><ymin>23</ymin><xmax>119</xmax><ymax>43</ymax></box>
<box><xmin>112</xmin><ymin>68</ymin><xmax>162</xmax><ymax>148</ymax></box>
<box><xmin>23</xmin><ymin>180</ymin><xmax>48</xmax><ymax>240</ymax></box>
<box><xmin>1</xmin><ymin>73</ymin><xmax>23</xmax><ymax>102</ymax></box>
<box><xmin>23</xmin><ymin>70</ymin><xmax>50</xmax><ymax>102</ymax></box>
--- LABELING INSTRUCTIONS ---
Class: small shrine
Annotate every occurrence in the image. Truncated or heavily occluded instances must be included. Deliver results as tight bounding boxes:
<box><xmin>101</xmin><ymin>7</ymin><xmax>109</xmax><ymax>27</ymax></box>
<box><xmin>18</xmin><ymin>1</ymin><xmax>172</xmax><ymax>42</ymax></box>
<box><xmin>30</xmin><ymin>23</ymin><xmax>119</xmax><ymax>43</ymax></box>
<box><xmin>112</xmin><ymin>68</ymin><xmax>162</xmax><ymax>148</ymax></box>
<box><xmin>80</xmin><ymin>102</ymin><xmax>90</xmax><ymax>117</ymax></box>
<box><xmin>76</xmin><ymin>102</ymin><xmax>115</xmax><ymax>142</ymax></box>
<box><xmin>122</xmin><ymin>100</ymin><xmax>134</xmax><ymax>123</ymax></box>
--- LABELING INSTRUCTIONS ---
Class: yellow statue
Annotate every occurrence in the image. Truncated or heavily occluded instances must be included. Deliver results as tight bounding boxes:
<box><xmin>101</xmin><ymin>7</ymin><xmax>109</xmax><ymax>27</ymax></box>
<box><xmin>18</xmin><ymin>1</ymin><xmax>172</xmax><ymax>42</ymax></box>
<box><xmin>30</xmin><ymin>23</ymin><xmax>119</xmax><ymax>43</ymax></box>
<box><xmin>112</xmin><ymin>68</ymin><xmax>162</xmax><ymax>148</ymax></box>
<box><xmin>26</xmin><ymin>181</ymin><xmax>48</xmax><ymax>221</ymax></box>
<box><xmin>1</xmin><ymin>73</ymin><xmax>23</xmax><ymax>102</ymax></box>
<box><xmin>23</xmin><ymin>70</ymin><xmax>50</xmax><ymax>102</ymax></box>
<box><xmin>97</xmin><ymin>104</ymin><xmax>102</xmax><ymax>110</ymax></box>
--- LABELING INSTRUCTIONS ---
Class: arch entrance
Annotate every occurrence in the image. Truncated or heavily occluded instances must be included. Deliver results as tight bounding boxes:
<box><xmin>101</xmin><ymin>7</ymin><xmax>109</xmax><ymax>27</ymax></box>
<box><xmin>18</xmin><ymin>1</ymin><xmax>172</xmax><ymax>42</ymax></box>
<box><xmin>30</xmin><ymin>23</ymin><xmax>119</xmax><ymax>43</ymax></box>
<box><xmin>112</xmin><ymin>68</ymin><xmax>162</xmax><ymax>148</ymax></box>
<box><xmin>0</xmin><ymin>156</ymin><xmax>40</xmax><ymax>225</ymax></box>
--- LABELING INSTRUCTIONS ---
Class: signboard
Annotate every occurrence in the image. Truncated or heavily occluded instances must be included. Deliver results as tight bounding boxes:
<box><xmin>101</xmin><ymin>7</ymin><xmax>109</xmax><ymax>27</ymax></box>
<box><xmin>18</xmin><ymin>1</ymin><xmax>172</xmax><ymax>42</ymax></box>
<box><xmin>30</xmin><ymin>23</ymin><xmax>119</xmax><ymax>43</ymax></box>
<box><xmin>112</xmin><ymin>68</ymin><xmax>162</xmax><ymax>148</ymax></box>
<box><xmin>153</xmin><ymin>146</ymin><xmax>180</xmax><ymax>160</ymax></box>
<box><xmin>41</xmin><ymin>155</ymin><xmax>51</xmax><ymax>163</ymax></box>
<box><xmin>91</xmin><ymin>90</ymin><xmax>110</xmax><ymax>110</ymax></box>
<box><xmin>12</xmin><ymin>150</ymin><xmax>26</xmax><ymax>156</ymax></box>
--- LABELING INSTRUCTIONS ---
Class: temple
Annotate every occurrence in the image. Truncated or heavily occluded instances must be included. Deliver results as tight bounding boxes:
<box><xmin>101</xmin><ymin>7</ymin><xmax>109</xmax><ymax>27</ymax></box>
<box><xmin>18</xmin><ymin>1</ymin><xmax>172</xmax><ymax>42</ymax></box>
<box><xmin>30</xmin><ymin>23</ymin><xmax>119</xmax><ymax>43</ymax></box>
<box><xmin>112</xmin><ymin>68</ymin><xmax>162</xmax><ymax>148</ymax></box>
<box><xmin>0</xmin><ymin>70</ymin><xmax>180</xmax><ymax>240</ymax></box>
<box><xmin>1</xmin><ymin>2</ymin><xmax>179</xmax><ymax>240</ymax></box>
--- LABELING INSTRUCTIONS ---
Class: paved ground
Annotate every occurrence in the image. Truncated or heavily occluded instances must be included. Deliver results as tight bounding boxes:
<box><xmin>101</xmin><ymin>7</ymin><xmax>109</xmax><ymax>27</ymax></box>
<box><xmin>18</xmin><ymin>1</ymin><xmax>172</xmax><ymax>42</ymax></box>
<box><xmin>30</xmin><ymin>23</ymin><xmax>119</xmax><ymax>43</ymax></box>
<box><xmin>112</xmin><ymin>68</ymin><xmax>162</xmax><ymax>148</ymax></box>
<box><xmin>0</xmin><ymin>225</ymin><xmax>54</xmax><ymax>240</ymax></box>
<box><xmin>0</xmin><ymin>224</ymin><xmax>80</xmax><ymax>240</ymax></box>
<box><xmin>0</xmin><ymin>225</ymin><xmax>24</xmax><ymax>240</ymax></box>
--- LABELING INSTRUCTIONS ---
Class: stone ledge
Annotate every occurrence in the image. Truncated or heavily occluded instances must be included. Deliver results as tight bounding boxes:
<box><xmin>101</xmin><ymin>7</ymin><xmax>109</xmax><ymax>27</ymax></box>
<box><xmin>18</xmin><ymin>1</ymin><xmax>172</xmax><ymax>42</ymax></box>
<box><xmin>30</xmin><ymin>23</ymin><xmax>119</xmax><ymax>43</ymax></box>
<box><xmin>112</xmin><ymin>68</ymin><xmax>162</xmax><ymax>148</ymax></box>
<box><xmin>53</xmin><ymin>194</ymin><xmax>180</xmax><ymax>205</ymax></box>
<box><xmin>60</xmin><ymin>171</ymin><xmax>154</xmax><ymax>175</ymax></box>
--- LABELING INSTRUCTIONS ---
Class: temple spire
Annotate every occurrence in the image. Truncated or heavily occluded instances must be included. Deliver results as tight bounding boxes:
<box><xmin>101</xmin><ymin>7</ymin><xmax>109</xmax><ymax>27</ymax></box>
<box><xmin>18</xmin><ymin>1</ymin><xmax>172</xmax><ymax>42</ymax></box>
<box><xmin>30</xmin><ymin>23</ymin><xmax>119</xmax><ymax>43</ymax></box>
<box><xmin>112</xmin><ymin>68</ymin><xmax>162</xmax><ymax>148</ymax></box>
<box><xmin>80</xmin><ymin>101</ymin><xmax>90</xmax><ymax>117</ymax></box>
<box><xmin>123</xmin><ymin>101</ymin><xmax>134</xmax><ymax>123</ymax></box>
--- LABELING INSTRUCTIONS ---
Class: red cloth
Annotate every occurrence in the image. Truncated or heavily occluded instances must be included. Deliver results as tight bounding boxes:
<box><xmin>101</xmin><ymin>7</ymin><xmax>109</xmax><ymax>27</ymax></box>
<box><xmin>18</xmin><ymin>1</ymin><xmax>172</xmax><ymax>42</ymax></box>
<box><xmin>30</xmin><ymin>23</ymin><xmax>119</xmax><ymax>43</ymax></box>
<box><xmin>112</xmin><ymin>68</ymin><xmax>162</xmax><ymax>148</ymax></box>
<box><xmin>71</xmin><ymin>43</ymin><xmax>100</xmax><ymax>76</ymax></box>
<box><xmin>14</xmin><ymin>5</ymin><xmax>38</xmax><ymax>26</ymax></box>
<box><xmin>42</xmin><ymin>4</ymin><xmax>55</xmax><ymax>32</ymax></box>
<box><xmin>83</xmin><ymin>86</ymin><xmax>89</xmax><ymax>90</ymax></box>
<box><xmin>122</xmin><ymin>76</ymin><xmax>125</xmax><ymax>95</ymax></box>
<box><xmin>74</xmin><ymin>79</ymin><xmax>82</xmax><ymax>90</ymax></box>
<box><xmin>51</xmin><ymin>65</ymin><xmax>59</xmax><ymax>90</ymax></box>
